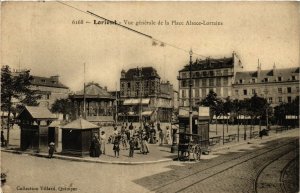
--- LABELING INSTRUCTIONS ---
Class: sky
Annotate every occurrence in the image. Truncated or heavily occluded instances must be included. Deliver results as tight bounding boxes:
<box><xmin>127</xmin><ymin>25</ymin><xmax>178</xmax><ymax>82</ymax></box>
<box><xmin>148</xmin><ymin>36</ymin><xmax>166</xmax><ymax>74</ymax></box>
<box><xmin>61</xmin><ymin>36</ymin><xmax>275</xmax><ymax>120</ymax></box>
<box><xmin>2</xmin><ymin>1</ymin><xmax>299</xmax><ymax>92</ymax></box>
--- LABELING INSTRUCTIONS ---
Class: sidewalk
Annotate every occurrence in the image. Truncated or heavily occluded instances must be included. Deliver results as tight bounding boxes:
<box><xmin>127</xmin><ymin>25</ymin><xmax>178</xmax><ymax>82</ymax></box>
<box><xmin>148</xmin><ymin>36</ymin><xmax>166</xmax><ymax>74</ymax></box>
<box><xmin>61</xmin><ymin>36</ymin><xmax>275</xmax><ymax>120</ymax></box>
<box><xmin>1</xmin><ymin>127</ymin><xmax>298</xmax><ymax>165</ymax></box>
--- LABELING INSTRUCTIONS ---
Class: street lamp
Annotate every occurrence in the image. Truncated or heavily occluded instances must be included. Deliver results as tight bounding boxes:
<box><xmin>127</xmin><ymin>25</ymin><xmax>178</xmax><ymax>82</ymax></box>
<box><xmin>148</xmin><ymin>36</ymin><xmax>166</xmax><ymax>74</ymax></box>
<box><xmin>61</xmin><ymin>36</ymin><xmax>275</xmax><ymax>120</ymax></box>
<box><xmin>189</xmin><ymin>49</ymin><xmax>193</xmax><ymax>138</ymax></box>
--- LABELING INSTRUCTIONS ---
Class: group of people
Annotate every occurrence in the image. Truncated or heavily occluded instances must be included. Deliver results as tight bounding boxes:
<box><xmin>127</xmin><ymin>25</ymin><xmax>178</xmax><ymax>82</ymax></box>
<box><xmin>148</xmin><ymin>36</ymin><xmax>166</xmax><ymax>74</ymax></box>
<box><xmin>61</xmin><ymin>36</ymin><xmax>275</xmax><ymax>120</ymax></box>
<box><xmin>89</xmin><ymin>122</ymin><xmax>173</xmax><ymax>158</ymax></box>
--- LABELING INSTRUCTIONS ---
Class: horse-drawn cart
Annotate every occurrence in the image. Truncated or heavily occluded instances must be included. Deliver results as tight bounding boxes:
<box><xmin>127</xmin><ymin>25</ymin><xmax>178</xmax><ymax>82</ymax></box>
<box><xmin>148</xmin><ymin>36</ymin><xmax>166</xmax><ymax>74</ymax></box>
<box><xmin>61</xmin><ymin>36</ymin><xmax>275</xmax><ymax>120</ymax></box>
<box><xmin>178</xmin><ymin>133</ymin><xmax>209</xmax><ymax>161</ymax></box>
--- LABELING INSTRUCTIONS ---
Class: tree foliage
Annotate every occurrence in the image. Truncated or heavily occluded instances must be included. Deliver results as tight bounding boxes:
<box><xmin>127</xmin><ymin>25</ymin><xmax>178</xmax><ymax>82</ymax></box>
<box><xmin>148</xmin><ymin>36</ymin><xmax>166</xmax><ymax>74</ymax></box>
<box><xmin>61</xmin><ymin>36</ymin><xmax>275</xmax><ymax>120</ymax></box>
<box><xmin>1</xmin><ymin>65</ymin><xmax>41</xmax><ymax>146</ymax></box>
<box><xmin>51</xmin><ymin>98</ymin><xmax>74</xmax><ymax>119</ymax></box>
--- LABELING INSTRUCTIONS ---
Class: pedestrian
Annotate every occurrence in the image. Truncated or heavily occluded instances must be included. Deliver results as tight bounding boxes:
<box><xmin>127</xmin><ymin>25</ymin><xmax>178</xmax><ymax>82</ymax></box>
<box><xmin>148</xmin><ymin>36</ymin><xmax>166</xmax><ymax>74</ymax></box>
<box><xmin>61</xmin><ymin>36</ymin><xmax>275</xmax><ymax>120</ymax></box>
<box><xmin>165</xmin><ymin>126</ymin><xmax>171</xmax><ymax>144</ymax></box>
<box><xmin>141</xmin><ymin>131</ymin><xmax>149</xmax><ymax>154</ymax></box>
<box><xmin>1</xmin><ymin>130</ymin><xmax>7</xmax><ymax>147</ymax></box>
<box><xmin>129</xmin><ymin>138</ymin><xmax>135</xmax><ymax>157</ymax></box>
<box><xmin>112</xmin><ymin>126</ymin><xmax>118</xmax><ymax>144</ymax></box>
<box><xmin>121</xmin><ymin>132</ymin><xmax>128</xmax><ymax>150</ymax></box>
<box><xmin>100</xmin><ymin>131</ymin><xmax>106</xmax><ymax>155</ymax></box>
<box><xmin>149</xmin><ymin>126</ymin><xmax>156</xmax><ymax>144</ymax></box>
<box><xmin>113</xmin><ymin>136</ymin><xmax>120</xmax><ymax>158</ymax></box>
<box><xmin>158</xmin><ymin>129</ymin><xmax>164</xmax><ymax>146</ymax></box>
<box><xmin>48</xmin><ymin>142</ymin><xmax>55</xmax><ymax>158</ymax></box>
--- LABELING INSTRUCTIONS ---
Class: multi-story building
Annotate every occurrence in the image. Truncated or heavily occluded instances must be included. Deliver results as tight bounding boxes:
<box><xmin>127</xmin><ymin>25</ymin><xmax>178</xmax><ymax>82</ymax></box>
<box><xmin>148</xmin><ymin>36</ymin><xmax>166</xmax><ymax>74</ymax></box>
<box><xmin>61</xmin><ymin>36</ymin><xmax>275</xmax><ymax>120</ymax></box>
<box><xmin>30</xmin><ymin>75</ymin><xmax>70</xmax><ymax>108</ymax></box>
<box><xmin>177</xmin><ymin>52</ymin><xmax>244</xmax><ymax>107</ymax></box>
<box><xmin>119</xmin><ymin>67</ymin><xmax>173</xmax><ymax>122</ymax></box>
<box><xmin>233</xmin><ymin>65</ymin><xmax>299</xmax><ymax>106</ymax></box>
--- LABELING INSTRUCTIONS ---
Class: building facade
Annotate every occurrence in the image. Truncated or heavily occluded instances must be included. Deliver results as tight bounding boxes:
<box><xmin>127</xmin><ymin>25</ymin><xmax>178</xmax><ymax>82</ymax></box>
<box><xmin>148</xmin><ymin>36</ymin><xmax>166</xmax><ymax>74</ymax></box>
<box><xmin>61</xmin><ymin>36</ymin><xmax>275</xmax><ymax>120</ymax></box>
<box><xmin>232</xmin><ymin>65</ymin><xmax>300</xmax><ymax>106</ymax></box>
<box><xmin>177</xmin><ymin>52</ymin><xmax>243</xmax><ymax>107</ymax></box>
<box><xmin>30</xmin><ymin>75</ymin><xmax>70</xmax><ymax>108</ymax></box>
<box><xmin>69</xmin><ymin>82</ymin><xmax>115</xmax><ymax>124</ymax></box>
<box><xmin>119</xmin><ymin>67</ymin><xmax>173</xmax><ymax>122</ymax></box>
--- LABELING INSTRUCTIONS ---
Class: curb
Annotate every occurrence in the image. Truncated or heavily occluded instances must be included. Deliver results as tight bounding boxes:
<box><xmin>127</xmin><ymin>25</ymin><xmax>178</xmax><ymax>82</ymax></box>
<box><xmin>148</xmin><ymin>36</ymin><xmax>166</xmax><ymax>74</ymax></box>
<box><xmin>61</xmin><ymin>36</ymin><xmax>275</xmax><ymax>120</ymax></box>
<box><xmin>1</xmin><ymin>149</ymin><xmax>176</xmax><ymax>165</ymax></box>
<box><xmin>211</xmin><ymin>128</ymin><xmax>298</xmax><ymax>152</ymax></box>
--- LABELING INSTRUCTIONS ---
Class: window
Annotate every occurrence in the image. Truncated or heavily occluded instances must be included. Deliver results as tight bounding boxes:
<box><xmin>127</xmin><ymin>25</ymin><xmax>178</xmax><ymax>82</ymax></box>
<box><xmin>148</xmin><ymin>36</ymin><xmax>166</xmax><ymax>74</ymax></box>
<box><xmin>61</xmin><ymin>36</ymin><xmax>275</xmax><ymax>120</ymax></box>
<box><xmin>209</xmin><ymin>71</ymin><xmax>214</xmax><ymax>76</ymax></box>
<box><xmin>216</xmin><ymin>70</ymin><xmax>221</xmax><ymax>76</ymax></box>
<box><xmin>202</xmin><ymin>88</ymin><xmax>206</xmax><ymax>97</ymax></box>
<box><xmin>264</xmin><ymin>78</ymin><xmax>268</xmax><ymax>82</ymax></box>
<box><xmin>287</xmin><ymin>87</ymin><xmax>292</xmax><ymax>93</ymax></box>
<box><xmin>41</xmin><ymin>79</ymin><xmax>46</xmax><ymax>82</ymax></box>
<box><xmin>287</xmin><ymin>96</ymin><xmax>292</xmax><ymax>103</ymax></box>
<box><xmin>209</xmin><ymin>79</ymin><xmax>214</xmax><ymax>86</ymax></box>
<box><xmin>216</xmin><ymin>78</ymin><xmax>221</xmax><ymax>86</ymax></box>
<box><xmin>181</xmin><ymin>80</ymin><xmax>187</xmax><ymax>87</ymax></box>
<box><xmin>202</xmin><ymin>79</ymin><xmax>207</xmax><ymax>87</ymax></box>
<box><xmin>268</xmin><ymin>97</ymin><xmax>272</xmax><ymax>103</ymax></box>
<box><xmin>223</xmin><ymin>77</ymin><xmax>228</xmax><ymax>86</ymax></box>
<box><xmin>182</xmin><ymin>90</ymin><xmax>185</xmax><ymax>98</ymax></box>
<box><xmin>127</xmin><ymin>82</ymin><xmax>131</xmax><ymax>88</ymax></box>
<box><xmin>203</xmin><ymin>71</ymin><xmax>207</xmax><ymax>77</ymax></box>
<box><xmin>278</xmin><ymin>88</ymin><xmax>282</xmax><ymax>94</ymax></box>
<box><xmin>252</xmin><ymin>89</ymin><xmax>256</xmax><ymax>95</ymax></box>
<box><xmin>235</xmin><ymin>90</ymin><xmax>239</xmax><ymax>96</ymax></box>
<box><xmin>182</xmin><ymin>72</ymin><xmax>187</xmax><ymax>78</ymax></box>
<box><xmin>223</xmin><ymin>88</ymin><xmax>228</xmax><ymax>96</ymax></box>
<box><xmin>251</xmin><ymin>78</ymin><xmax>256</xmax><ymax>83</ymax></box>
<box><xmin>195</xmin><ymin>72</ymin><xmax>200</xmax><ymax>77</ymax></box>
<box><xmin>195</xmin><ymin>79</ymin><xmax>199</xmax><ymax>87</ymax></box>
<box><xmin>223</xmin><ymin>69</ymin><xmax>228</xmax><ymax>76</ymax></box>
<box><xmin>278</xmin><ymin>77</ymin><xmax>282</xmax><ymax>82</ymax></box>
<box><xmin>216</xmin><ymin>87</ymin><xmax>221</xmax><ymax>96</ymax></box>
<box><xmin>292</xmin><ymin>76</ymin><xmax>296</xmax><ymax>80</ymax></box>
<box><xmin>243</xmin><ymin>89</ymin><xmax>247</xmax><ymax>95</ymax></box>
<box><xmin>195</xmin><ymin>89</ymin><xmax>199</xmax><ymax>98</ymax></box>
<box><xmin>278</xmin><ymin>97</ymin><xmax>282</xmax><ymax>103</ymax></box>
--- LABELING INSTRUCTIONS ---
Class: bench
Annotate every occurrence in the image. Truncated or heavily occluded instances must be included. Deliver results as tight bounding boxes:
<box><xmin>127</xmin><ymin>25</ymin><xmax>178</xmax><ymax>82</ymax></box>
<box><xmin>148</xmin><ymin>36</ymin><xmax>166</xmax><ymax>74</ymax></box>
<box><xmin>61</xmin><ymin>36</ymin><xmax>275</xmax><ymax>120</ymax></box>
<box><xmin>228</xmin><ymin>134</ymin><xmax>237</xmax><ymax>141</ymax></box>
<box><xmin>276</xmin><ymin>127</ymin><xmax>286</xmax><ymax>133</ymax></box>
<box><xmin>250</xmin><ymin>131</ymin><xmax>259</xmax><ymax>138</ymax></box>
<box><xmin>209</xmin><ymin>136</ymin><xmax>221</xmax><ymax>146</ymax></box>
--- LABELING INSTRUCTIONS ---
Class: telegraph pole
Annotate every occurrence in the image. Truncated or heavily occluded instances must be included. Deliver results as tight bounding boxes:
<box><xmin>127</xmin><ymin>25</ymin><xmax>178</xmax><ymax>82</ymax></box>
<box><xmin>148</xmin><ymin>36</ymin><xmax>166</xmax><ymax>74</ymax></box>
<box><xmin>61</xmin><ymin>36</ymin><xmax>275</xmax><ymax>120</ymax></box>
<box><xmin>139</xmin><ymin>67</ymin><xmax>143</xmax><ymax>131</ymax></box>
<box><xmin>115</xmin><ymin>82</ymin><xmax>118</xmax><ymax>124</ymax></box>
<box><xmin>83</xmin><ymin>63</ymin><xmax>86</xmax><ymax>119</ymax></box>
<box><xmin>189</xmin><ymin>49</ymin><xmax>193</xmax><ymax>137</ymax></box>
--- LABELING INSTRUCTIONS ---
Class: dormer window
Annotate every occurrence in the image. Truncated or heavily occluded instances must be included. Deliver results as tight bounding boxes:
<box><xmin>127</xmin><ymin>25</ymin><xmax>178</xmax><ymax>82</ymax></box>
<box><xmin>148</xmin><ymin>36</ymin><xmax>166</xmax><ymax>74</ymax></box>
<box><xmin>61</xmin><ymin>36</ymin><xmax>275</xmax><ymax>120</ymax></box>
<box><xmin>264</xmin><ymin>78</ymin><xmax>268</xmax><ymax>82</ymax></box>
<box><xmin>278</xmin><ymin>77</ymin><xmax>282</xmax><ymax>81</ymax></box>
<box><xmin>239</xmin><ymin>79</ymin><xmax>243</xmax><ymax>84</ymax></box>
<box><xmin>292</xmin><ymin>76</ymin><xmax>296</xmax><ymax>81</ymax></box>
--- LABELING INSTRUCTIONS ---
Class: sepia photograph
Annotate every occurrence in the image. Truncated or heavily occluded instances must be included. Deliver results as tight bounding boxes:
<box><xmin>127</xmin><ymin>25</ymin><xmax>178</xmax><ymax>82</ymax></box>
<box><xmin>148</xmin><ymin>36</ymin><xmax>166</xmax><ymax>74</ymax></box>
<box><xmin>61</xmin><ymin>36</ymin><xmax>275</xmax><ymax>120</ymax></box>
<box><xmin>1</xmin><ymin>1</ymin><xmax>299</xmax><ymax>193</ymax></box>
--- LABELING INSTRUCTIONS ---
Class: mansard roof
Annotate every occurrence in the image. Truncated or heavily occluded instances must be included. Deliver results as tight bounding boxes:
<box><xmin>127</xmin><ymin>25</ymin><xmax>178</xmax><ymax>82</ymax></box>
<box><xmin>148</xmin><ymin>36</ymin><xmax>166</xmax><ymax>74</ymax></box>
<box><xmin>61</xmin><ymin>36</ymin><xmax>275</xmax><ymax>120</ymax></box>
<box><xmin>31</xmin><ymin>76</ymin><xmax>69</xmax><ymax>89</ymax></box>
<box><xmin>234</xmin><ymin>67</ymin><xmax>299</xmax><ymax>84</ymax></box>
<box><xmin>179</xmin><ymin>57</ymin><xmax>234</xmax><ymax>72</ymax></box>
<box><xmin>122</xmin><ymin>67</ymin><xmax>160</xmax><ymax>79</ymax></box>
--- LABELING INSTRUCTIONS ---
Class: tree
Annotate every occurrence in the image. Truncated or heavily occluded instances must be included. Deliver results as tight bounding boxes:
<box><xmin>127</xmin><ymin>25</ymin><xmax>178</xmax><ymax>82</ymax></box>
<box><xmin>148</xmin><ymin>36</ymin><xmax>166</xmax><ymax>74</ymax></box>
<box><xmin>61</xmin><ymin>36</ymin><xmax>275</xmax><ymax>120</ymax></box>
<box><xmin>198</xmin><ymin>90</ymin><xmax>223</xmax><ymax>134</ymax></box>
<box><xmin>51</xmin><ymin>98</ymin><xmax>74</xmax><ymax>120</ymax></box>
<box><xmin>1</xmin><ymin>65</ymin><xmax>41</xmax><ymax>147</ymax></box>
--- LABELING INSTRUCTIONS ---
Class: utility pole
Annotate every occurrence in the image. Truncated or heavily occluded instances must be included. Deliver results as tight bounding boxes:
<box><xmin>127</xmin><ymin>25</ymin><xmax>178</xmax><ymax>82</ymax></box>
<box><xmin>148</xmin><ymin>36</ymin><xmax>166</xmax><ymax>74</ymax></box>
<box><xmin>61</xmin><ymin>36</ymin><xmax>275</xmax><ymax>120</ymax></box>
<box><xmin>139</xmin><ymin>67</ymin><xmax>143</xmax><ymax>131</ymax></box>
<box><xmin>83</xmin><ymin>63</ymin><xmax>86</xmax><ymax>119</ymax></box>
<box><xmin>189</xmin><ymin>49</ymin><xmax>193</xmax><ymax>137</ymax></box>
<box><xmin>115</xmin><ymin>82</ymin><xmax>118</xmax><ymax>124</ymax></box>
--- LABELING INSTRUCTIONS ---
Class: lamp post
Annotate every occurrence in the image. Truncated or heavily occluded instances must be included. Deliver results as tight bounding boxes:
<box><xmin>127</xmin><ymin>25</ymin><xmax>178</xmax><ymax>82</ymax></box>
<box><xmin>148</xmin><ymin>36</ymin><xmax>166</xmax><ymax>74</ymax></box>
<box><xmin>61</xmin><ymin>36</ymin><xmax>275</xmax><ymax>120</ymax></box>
<box><xmin>189</xmin><ymin>49</ymin><xmax>193</xmax><ymax>138</ymax></box>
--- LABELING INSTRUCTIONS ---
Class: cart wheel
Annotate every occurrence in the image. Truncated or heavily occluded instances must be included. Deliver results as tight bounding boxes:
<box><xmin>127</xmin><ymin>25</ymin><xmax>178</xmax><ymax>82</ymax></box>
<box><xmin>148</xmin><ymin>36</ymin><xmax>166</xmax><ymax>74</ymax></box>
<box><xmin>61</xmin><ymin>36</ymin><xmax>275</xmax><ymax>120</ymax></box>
<box><xmin>193</xmin><ymin>145</ymin><xmax>202</xmax><ymax>161</ymax></box>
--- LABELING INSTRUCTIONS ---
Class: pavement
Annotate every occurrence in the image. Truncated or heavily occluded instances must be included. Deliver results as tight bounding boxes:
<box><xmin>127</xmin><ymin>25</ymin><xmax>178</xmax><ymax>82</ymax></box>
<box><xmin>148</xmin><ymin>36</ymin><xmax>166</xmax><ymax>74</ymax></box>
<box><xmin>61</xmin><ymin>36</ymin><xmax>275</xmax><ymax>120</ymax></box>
<box><xmin>1</xmin><ymin>126</ymin><xmax>298</xmax><ymax>165</ymax></box>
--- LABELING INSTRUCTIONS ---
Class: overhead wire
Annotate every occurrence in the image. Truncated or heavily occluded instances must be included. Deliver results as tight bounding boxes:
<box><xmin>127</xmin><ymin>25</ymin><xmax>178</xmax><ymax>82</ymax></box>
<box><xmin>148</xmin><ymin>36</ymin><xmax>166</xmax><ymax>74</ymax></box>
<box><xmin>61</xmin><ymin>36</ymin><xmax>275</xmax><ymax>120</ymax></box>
<box><xmin>56</xmin><ymin>1</ymin><xmax>208</xmax><ymax>59</ymax></box>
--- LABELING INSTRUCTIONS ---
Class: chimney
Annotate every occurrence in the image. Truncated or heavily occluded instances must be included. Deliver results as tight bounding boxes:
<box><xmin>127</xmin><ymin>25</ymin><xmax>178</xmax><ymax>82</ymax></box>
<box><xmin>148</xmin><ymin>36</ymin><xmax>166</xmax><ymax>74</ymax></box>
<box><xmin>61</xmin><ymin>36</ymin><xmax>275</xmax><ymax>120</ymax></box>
<box><xmin>257</xmin><ymin>59</ymin><xmax>261</xmax><ymax>77</ymax></box>
<box><xmin>121</xmin><ymin>69</ymin><xmax>126</xmax><ymax>78</ymax></box>
<box><xmin>273</xmin><ymin>63</ymin><xmax>276</xmax><ymax>76</ymax></box>
<box><xmin>104</xmin><ymin>86</ymin><xmax>107</xmax><ymax>91</ymax></box>
<box><xmin>50</xmin><ymin>75</ymin><xmax>59</xmax><ymax>83</ymax></box>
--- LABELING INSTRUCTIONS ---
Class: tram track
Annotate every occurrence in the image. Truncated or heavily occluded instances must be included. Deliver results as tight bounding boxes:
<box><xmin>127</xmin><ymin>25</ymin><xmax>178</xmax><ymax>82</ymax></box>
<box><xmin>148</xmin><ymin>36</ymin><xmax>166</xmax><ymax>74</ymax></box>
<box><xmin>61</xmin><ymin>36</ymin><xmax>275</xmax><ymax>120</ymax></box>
<box><xmin>279</xmin><ymin>156</ymin><xmax>298</xmax><ymax>193</ymax></box>
<box><xmin>253</xmin><ymin>147</ymin><xmax>298</xmax><ymax>193</ymax></box>
<box><xmin>151</xmin><ymin>138</ymin><xmax>298</xmax><ymax>193</ymax></box>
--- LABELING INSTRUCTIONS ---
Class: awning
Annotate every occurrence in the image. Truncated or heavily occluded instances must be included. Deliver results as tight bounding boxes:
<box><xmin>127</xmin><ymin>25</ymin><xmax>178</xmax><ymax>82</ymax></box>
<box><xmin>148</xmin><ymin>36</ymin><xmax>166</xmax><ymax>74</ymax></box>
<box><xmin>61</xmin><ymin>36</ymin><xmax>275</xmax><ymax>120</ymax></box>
<box><xmin>123</xmin><ymin>98</ymin><xmax>150</xmax><ymax>105</ymax></box>
<box><xmin>141</xmin><ymin>111</ymin><xmax>154</xmax><ymax>116</ymax></box>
